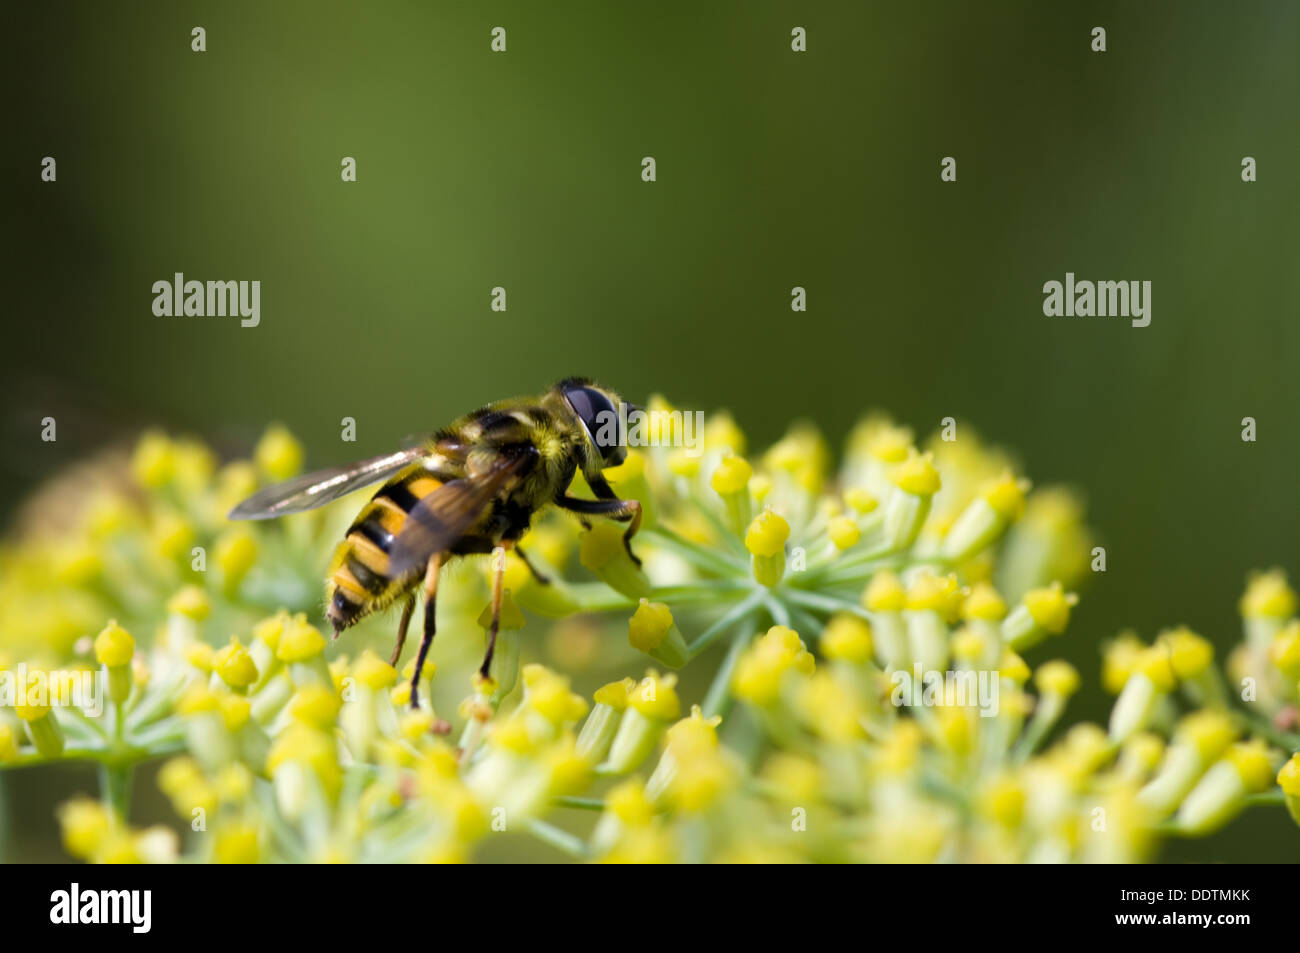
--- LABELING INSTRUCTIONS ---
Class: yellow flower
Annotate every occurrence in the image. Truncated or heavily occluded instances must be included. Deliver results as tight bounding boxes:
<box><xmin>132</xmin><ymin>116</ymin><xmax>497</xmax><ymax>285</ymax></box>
<box><xmin>1240</xmin><ymin>569</ymin><xmax>1295</xmax><ymax>619</ymax></box>
<box><xmin>626</xmin><ymin>672</ymin><xmax>680</xmax><ymax>722</ymax></box>
<box><xmin>213</xmin><ymin>638</ymin><xmax>259</xmax><ymax>690</ymax></box>
<box><xmin>214</xmin><ymin>824</ymin><xmax>261</xmax><ymax>864</ymax></box>
<box><xmin>828</xmin><ymin>515</ymin><xmax>861</xmax><ymax>550</ymax></box>
<box><xmin>93</xmin><ymin>620</ymin><xmax>134</xmax><ymax>667</ymax></box>
<box><xmin>167</xmin><ymin>586</ymin><xmax>211</xmax><ymax>620</ymax></box>
<box><xmin>254</xmin><ymin>424</ymin><xmax>304</xmax><ymax>481</ymax></box>
<box><xmin>214</xmin><ymin>528</ymin><xmax>258</xmax><ymax>594</ymax></box>
<box><xmin>277</xmin><ymin>616</ymin><xmax>328</xmax><ymax>662</ymax></box>
<box><xmin>1156</xmin><ymin>626</ymin><xmax>1214</xmax><ymax>680</ymax></box>
<box><xmin>862</xmin><ymin>571</ymin><xmax>907</xmax><ymax>612</ymax></box>
<box><xmin>289</xmin><ymin>685</ymin><xmax>342</xmax><ymax>729</ymax></box>
<box><xmin>58</xmin><ymin>797</ymin><xmax>114</xmax><ymax>860</ymax></box>
<box><xmin>893</xmin><ymin>451</ymin><xmax>941</xmax><ymax>497</ymax></box>
<box><xmin>962</xmin><ymin>582</ymin><xmax>1007</xmax><ymax>621</ymax></box>
<box><xmin>130</xmin><ymin>431</ymin><xmax>176</xmax><ymax>488</ymax></box>
<box><xmin>733</xmin><ymin>626</ymin><xmax>815</xmax><ymax>705</ymax></box>
<box><xmin>1269</xmin><ymin>621</ymin><xmax>1300</xmax><ymax>679</ymax></box>
<box><xmin>521</xmin><ymin>664</ymin><xmax>588</xmax><ymax>725</ymax></box>
<box><xmin>744</xmin><ymin>509</ymin><xmax>789</xmax><ymax>558</ymax></box>
<box><xmin>710</xmin><ymin>454</ymin><xmax>752</xmax><ymax>496</ymax></box>
<box><xmin>1035</xmin><ymin>660</ymin><xmax>1080</xmax><ymax>698</ymax></box>
<box><xmin>353</xmin><ymin>650</ymin><xmax>398</xmax><ymax>691</ymax></box>
<box><xmin>820</xmin><ymin>614</ymin><xmax>873</xmax><ymax>664</ymax></box>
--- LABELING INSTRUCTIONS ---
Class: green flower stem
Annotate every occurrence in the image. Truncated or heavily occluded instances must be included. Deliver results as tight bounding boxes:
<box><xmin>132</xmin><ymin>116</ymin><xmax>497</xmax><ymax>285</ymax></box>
<box><xmin>99</xmin><ymin>762</ymin><xmax>132</xmax><ymax>818</ymax></box>
<box><xmin>781</xmin><ymin>588</ymin><xmax>872</xmax><ymax>620</ymax></box>
<box><xmin>785</xmin><ymin>604</ymin><xmax>824</xmax><ymax>639</ymax></box>
<box><xmin>763</xmin><ymin>594</ymin><xmax>791</xmax><ymax>628</ymax></box>
<box><xmin>125</xmin><ymin>677</ymin><xmax>189</xmax><ymax>732</ymax></box>
<box><xmin>552</xmin><ymin>795</ymin><xmax>606</xmax><ymax>811</ymax></box>
<box><xmin>641</xmin><ymin>526</ymin><xmax>747</xmax><ymax>575</ymax></box>
<box><xmin>689</xmin><ymin>498</ymin><xmax>750</xmax><ymax>559</ymax></box>
<box><xmin>1010</xmin><ymin>695</ymin><xmax>1066</xmax><ymax>764</ymax></box>
<box><xmin>651</xmin><ymin>581</ymin><xmax>750</xmax><ymax>602</ymax></box>
<box><xmin>3</xmin><ymin>737</ymin><xmax>187</xmax><ymax>770</ymax></box>
<box><xmin>703</xmin><ymin>623</ymin><xmax>754</xmax><ymax>720</ymax></box>
<box><xmin>688</xmin><ymin>591</ymin><xmax>765</xmax><ymax>658</ymax></box>
<box><xmin>567</xmin><ymin>580</ymin><xmax>747</xmax><ymax>614</ymax></box>
<box><xmin>800</xmin><ymin>515</ymin><xmax>885</xmax><ymax>573</ymax></box>
<box><xmin>129</xmin><ymin>718</ymin><xmax>187</xmax><ymax>750</ymax></box>
<box><xmin>525</xmin><ymin>818</ymin><xmax>589</xmax><ymax>859</ymax></box>
<box><xmin>56</xmin><ymin>706</ymin><xmax>107</xmax><ymax>743</ymax></box>
<box><xmin>1231</xmin><ymin>710</ymin><xmax>1300</xmax><ymax>753</ymax></box>
<box><xmin>797</xmin><ymin>542</ymin><xmax>898</xmax><ymax>583</ymax></box>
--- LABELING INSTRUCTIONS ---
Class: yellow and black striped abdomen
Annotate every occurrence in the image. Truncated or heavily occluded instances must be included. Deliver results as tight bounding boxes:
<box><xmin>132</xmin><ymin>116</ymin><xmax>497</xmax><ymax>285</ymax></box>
<box><xmin>326</xmin><ymin>470</ymin><xmax>445</xmax><ymax>632</ymax></box>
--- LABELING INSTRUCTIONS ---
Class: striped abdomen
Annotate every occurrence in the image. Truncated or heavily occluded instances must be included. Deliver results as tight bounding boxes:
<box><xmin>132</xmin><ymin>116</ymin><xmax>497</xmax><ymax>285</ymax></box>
<box><xmin>326</xmin><ymin>468</ymin><xmax>446</xmax><ymax>632</ymax></box>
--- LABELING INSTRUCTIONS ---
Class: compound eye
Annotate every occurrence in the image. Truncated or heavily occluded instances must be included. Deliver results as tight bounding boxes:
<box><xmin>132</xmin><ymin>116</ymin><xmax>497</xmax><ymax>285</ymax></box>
<box><xmin>563</xmin><ymin>384</ymin><xmax>623</xmax><ymax>462</ymax></box>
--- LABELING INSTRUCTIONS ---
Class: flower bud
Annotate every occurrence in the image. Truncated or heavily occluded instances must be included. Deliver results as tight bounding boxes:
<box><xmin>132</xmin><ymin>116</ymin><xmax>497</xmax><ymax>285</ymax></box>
<box><xmin>94</xmin><ymin>620</ymin><xmax>136</xmax><ymax>704</ymax></box>
<box><xmin>1137</xmin><ymin>709</ymin><xmax>1237</xmax><ymax>815</ymax></box>
<box><xmin>1175</xmin><ymin>740</ymin><xmax>1277</xmax><ymax>834</ymax></box>
<box><xmin>577</xmin><ymin>678</ymin><xmax>635</xmax><ymax>763</ymax></box>
<box><xmin>745</xmin><ymin>510</ymin><xmax>789</xmax><ymax>587</ymax></box>
<box><xmin>628</xmin><ymin>599</ymin><xmax>689</xmax><ymax>669</ymax></box>
<box><xmin>276</xmin><ymin>614</ymin><xmax>331</xmax><ymax>687</ymax></box>
<box><xmin>732</xmin><ymin>626</ymin><xmax>815</xmax><ymax>706</ymax></box>
<box><xmin>941</xmin><ymin>473</ymin><xmax>1029</xmax><ymax>562</ymax></box>
<box><xmin>213</xmin><ymin>637</ymin><xmax>259</xmax><ymax>693</ymax></box>
<box><xmin>1240</xmin><ymin>568</ymin><xmax>1295</xmax><ymax>649</ymax></box>
<box><xmin>254</xmin><ymin>424</ymin><xmax>304</xmax><ymax>481</ymax></box>
<box><xmin>882</xmin><ymin>451</ymin><xmax>940</xmax><ymax>550</ymax></box>
<box><xmin>13</xmin><ymin>679</ymin><xmax>64</xmax><ymax>758</ymax></box>
<box><xmin>1002</xmin><ymin>582</ymin><xmax>1077</xmax><ymax>652</ymax></box>
<box><xmin>58</xmin><ymin>797</ymin><xmax>113</xmax><ymax>859</ymax></box>
<box><xmin>862</xmin><ymin>571</ymin><xmax>908</xmax><ymax>670</ymax></box>
<box><xmin>601</xmin><ymin>672</ymin><xmax>680</xmax><ymax>774</ymax></box>
<box><xmin>214</xmin><ymin>528</ymin><xmax>258</xmax><ymax>596</ymax></box>
<box><xmin>711</xmin><ymin>454</ymin><xmax>753</xmax><ymax>534</ymax></box>
<box><xmin>1108</xmin><ymin>647</ymin><xmax>1177</xmax><ymax>743</ymax></box>
<box><xmin>1278</xmin><ymin>754</ymin><xmax>1300</xmax><ymax>827</ymax></box>
<box><xmin>820</xmin><ymin>614</ymin><xmax>874</xmax><ymax>665</ymax></box>
<box><xmin>579</xmin><ymin>523</ymin><xmax>650</xmax><ymax>599</ymax></box>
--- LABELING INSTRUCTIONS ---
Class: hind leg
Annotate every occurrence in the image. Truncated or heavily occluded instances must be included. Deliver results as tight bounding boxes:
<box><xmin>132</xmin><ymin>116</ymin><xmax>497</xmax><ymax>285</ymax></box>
<box><xmin>514</xmin><ymin>544</ymin><xmax>550</xmax><ymax>585</ymax></box>
<box><xmin>409</xmin><ymin>554</ymin><xmax>442</xmax><ymax>710</ymax></box>
<box><xmin>480</xmin><ymin>544</ymin><xmax>509</xmax><ymax>679</ymax></box>
<box><xmin>389</xmin><ymin>593</ymin><xmax>416</xmax><ymax>666</ymax></box>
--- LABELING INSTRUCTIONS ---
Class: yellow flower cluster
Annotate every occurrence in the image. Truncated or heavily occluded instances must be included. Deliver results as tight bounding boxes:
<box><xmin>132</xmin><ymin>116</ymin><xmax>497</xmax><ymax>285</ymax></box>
<box><xmin>0</xmin><ymin>408</ymin><xmax>1296</xmax><ymax>863</ymax></box>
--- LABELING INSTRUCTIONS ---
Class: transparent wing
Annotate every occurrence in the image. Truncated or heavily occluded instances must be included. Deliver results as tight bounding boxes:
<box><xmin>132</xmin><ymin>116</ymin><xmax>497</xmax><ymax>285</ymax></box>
<box><xmin>388</xmin><ymin>447</ymin><xmax>536</xmax><ymax>578</ymax></box>
<box><xmin>227</xmin><ymin>448</ymin><xmax>427</xmax><ymax>520</ymax></box>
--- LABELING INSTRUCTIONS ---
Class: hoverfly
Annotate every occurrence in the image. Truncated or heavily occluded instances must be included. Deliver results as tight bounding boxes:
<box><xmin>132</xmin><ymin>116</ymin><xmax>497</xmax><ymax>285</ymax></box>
<box><xmin>229</xmin><ymin>378</ymin><xmax>641</xmax><ymax>707</ymax></box>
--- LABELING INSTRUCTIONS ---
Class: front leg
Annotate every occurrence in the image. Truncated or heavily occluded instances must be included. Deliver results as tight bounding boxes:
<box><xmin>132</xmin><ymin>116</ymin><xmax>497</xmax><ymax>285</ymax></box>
<box><xmin>556</xmin><ymin>493</ymin><xmax>642</xmax><ymax>566</ymax></box>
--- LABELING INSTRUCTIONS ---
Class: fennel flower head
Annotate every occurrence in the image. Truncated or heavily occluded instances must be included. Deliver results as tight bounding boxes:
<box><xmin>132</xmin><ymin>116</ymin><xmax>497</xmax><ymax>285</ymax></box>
<box><xmin>0</xmin><ymin>405</ymin><xmax>1296</xmax><ymax>863</ymax></box>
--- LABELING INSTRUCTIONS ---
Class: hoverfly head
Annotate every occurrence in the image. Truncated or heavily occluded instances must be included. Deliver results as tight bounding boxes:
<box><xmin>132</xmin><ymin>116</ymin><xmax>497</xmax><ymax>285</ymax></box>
<box><xmin>557</xmin><ymin>377</ymin><xmax>629</xmax><ymax>469</ymax></box>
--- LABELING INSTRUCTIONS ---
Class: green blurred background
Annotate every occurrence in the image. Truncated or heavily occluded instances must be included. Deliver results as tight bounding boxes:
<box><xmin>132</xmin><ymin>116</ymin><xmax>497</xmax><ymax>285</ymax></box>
<box><xmin>3</xmin><ymin>1</ymin><xmax>1298</xmax><ymax>861</ymax></box>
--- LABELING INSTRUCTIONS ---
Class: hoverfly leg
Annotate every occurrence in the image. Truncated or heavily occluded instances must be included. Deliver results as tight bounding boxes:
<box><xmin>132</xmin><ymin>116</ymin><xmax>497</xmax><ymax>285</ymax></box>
<box><xmin>514</xmin><ymin>545</ymin><xmax>551</xmax><ymax>585</ymax></box>
<box><xmin>620</xmin><ymin>500</ymin><xmax>643</xmax><ymax>567</ymax></box>
<box><xmin>480</xmin><ymin>544</ymin><xmax>509</xmax><ymax>679</ymax></box>
<box><xmin>556</xmin><ymin>494</ymin><xmax>643</xmax><ymax>566</ymax></box>
<box><xmin>389</xmin><ymin>593</ymin><xmax>417</xmax><ymax>667</ymax></box>
<box><xmin>409</xmin><ymin>554</ymin><xmax>442</xmax><ymax>710</ymax></box>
